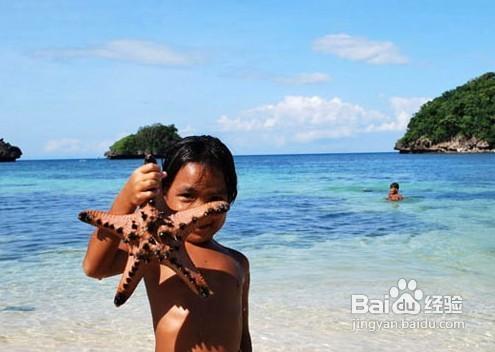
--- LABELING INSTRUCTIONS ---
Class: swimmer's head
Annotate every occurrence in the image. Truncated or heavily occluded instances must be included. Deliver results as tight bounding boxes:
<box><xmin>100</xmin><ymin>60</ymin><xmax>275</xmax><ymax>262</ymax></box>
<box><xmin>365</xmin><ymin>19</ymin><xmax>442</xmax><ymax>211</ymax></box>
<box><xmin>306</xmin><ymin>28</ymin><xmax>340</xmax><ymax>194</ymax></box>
<box><xmin>389</xmin><ymin>182</ymin><xmax>400</xmax><ymax>194</ymax></box>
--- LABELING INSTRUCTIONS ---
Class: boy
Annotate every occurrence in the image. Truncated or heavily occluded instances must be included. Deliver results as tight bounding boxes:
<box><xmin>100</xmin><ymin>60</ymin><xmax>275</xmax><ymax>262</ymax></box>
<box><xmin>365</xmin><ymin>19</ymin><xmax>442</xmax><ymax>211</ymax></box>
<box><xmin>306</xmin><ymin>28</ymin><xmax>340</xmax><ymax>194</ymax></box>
<box><xmin>83</xmin><ymin>136</ymin><xmax>251</xmax><ymax>352</ymax></box>
<box><xmin>387</xmin><ymin>182</ymin><xmax>404</xmax><ymax>201</ymax></box>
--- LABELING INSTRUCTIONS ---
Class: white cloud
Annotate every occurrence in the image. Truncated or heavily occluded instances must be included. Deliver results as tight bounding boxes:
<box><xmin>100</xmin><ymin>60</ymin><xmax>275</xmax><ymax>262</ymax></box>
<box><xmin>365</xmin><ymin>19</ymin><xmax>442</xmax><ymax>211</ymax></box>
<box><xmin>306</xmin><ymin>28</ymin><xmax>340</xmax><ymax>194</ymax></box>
<box><xmin>43</xmin><ymin>135</ymin><xmax>126</xmax><ymax>155</ymax></box>
<box><xmin>367</xmin><ymin>96</ymin><xmax>430</xmax><ymax>132</ymax></box>
<box><xmin>217</xmin><ymin>95</ymin><xmax>428</xmax><ymax>145</ymax></box>
<box><xmin>35</xmin><ymin>39</ymin><xmax>198</xmax><ymax>66</ymax></box>
<box><xmin>275</xmin><ymin>72</ymin><xmax>330</xmax><ymax>85</ymax></box>
<box><xmin>390</xmin><ymin>96</ymin><xmax>430</xmax><ymax>126</ymax></box>
<box><xmin>218</xmin><ymin>96</ymin><xmax>386</xmax><ymax>143</ymax></box>
<box><xmin>178</xmin><ymin>124</ymin><xmax>195</xmax><ymax>136</ymax></box>
<box><xmin>313</xmin><ymin>33</ymin><xmax>408</xmax><ymax>64</ymax></box>
<box><xmin>44</xmin><ymin>138</ymin><xmax>82</xmax><ymax>152</ymax></box>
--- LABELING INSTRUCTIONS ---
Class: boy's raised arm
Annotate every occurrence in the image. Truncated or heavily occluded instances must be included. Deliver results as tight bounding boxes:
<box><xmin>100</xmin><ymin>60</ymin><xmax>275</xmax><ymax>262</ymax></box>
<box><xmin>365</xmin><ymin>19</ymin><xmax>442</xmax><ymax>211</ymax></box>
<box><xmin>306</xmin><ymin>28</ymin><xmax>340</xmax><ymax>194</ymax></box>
<box><xmin>82</xmin><ymin>163</ymin><xmax>164</xmax><ymax>279</ymax></box>
<box><xmin>82</xmin><ymin>189</ymin><xmax>135</xmax><ymax>279</ymax></box>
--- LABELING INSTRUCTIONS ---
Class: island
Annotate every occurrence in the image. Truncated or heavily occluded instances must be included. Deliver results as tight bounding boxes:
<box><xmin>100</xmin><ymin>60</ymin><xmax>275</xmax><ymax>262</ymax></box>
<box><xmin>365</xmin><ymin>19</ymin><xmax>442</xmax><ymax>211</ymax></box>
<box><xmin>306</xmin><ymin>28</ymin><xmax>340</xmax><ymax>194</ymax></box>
<box><xmin>395</xmin><ymin>72</ymin><xmax>495</xmax><ymax>153</ymax></box>
<box><xmin>105</xmin><ymin>123</ymin><xmax>181</xmax><ymax>159</ymax></box>
<box><xmin>0</xmin><ymin>138</ymin><xmax>22</xmax><ymax>162</ymax></box>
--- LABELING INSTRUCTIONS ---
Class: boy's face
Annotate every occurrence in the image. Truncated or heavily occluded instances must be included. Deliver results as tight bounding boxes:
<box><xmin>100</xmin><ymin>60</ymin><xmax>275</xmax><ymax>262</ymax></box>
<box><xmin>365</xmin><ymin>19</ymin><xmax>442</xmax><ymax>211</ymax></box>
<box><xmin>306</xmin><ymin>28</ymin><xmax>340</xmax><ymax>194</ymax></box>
<box><xmin>164</xmin><ymin>162</ymin><xmax>228</xmax><ymax>244</ymax></box>
<box><xmin>389</xmin><ymin>186</ymin><xmax>398</xmax><ymax>194</ymax></box>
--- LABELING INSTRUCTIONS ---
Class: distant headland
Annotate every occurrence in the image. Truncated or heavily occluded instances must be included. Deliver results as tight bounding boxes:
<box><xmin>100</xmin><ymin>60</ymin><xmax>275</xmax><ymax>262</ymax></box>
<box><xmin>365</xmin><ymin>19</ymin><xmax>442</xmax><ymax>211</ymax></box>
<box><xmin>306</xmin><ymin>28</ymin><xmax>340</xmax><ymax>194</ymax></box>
<box><xmin>104</xmin><ymin>123</ymin><xmax>181</xmax><ymax>159</ymax></box>
<box><xmin>395</xmin><ymin>72</ymin><xmax>495</xmax><ymax>153</ymax></box>
<box><xmin>0</xmin><ymin>138</ymin><xmax>22</xmax><ymax>162</ymax></box>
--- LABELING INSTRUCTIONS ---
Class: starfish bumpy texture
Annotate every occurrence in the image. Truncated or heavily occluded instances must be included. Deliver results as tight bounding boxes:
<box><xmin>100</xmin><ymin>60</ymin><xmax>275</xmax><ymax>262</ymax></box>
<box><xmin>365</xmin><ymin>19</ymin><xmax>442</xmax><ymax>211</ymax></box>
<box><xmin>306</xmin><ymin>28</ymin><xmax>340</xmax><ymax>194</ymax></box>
<box><xmin>78</xmin><ymin>155</ymin><xmax>230</xmax><ymax>307</ymax></box>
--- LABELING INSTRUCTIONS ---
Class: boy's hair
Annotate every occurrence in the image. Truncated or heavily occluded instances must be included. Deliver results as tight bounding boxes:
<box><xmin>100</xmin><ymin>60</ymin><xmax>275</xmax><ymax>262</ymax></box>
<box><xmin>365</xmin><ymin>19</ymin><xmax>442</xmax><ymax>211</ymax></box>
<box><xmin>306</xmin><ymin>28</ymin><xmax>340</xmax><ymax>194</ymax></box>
<box><xmin>161</xmin><ymin>135</ymin><xmax>238</xmax><ymax>203</ymax></box>
<box><xmin>390</xmin><ymin>182</ymin><xmax>400</xmax><ymax>189</ymax></box>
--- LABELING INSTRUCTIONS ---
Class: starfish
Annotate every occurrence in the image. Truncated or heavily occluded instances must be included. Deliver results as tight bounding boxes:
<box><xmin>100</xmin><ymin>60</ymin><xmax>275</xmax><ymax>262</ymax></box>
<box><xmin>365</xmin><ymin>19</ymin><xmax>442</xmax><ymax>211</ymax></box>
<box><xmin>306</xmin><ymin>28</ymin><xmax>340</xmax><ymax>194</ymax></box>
<box><xmin>78</xmin><ymin>155</ymin><xmax>230</xmax><ymax>307</ymax></box>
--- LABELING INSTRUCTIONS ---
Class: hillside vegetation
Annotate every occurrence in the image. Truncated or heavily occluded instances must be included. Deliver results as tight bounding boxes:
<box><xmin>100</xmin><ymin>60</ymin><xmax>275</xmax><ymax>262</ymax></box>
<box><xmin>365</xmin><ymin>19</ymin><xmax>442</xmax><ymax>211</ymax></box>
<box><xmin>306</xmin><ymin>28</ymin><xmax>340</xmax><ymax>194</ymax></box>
<box><xmin>395</xmin><ymin>72</ymin><xmax>495</xmax><ymax>152</ymax></box>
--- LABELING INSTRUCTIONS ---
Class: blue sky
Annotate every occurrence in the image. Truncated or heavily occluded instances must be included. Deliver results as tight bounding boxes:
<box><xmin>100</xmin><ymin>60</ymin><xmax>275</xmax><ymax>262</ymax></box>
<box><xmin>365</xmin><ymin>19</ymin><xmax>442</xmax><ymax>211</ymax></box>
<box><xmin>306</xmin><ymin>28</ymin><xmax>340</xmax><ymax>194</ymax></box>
<box><xmin>1</xmin><ymin>1</ymin><xmax>494</xmax><ymax>158</ymax></box>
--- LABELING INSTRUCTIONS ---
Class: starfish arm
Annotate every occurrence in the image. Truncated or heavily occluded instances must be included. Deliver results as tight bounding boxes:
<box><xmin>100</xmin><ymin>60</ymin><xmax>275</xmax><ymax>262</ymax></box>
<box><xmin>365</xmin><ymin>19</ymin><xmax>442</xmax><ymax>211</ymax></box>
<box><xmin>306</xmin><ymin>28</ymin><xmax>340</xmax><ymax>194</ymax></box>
<box><xmin>169</xmin><ymin>201</ymin><xmax>230</xmax><ymax>234</ymax></box>
<box><xmin>113</xmin><ymin>253</ymin><xmax>145</xmax><ymax>307</ymax></box>
<box><xmin>160</xmin><ymin>250</ymin><xmax>213</xmax><ymax>298</ymax></box>
<box><xmin>78</xmin><ymin>210</ymin><xmax>139</xmax><ymax>241</ymax></box>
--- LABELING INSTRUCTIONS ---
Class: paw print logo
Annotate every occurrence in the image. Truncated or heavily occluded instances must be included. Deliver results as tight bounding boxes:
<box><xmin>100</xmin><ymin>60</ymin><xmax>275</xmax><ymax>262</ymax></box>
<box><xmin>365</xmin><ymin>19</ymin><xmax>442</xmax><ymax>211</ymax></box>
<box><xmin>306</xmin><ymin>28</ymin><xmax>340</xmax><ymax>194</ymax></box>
<box><xmin>390</xmin><ymin>278</ymin><xmax>423</xmax><ymax>315</ymax></box>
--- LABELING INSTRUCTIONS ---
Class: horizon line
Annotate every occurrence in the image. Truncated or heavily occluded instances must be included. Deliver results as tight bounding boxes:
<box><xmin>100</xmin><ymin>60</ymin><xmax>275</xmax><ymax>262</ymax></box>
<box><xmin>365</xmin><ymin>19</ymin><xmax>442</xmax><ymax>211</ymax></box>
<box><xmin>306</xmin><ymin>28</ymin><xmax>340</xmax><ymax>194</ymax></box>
<box><xmin>15</xmin><ymin>150</ymin><xmax>400</xmax><ymax>161</ymax></box>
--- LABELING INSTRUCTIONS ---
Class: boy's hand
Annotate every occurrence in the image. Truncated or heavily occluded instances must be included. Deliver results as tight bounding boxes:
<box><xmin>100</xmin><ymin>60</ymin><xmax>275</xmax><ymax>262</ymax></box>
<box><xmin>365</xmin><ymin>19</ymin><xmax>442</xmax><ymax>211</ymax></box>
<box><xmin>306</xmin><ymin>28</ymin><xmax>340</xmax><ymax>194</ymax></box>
<box><xmin>122</xmin><ymin>163</ymin><xmax>167</xmax><ymax>208</ymax></box>
<box><xmin>82</xmin><ymin>162</ymin><xmax>167</xmax><ymax>279</ymax></box>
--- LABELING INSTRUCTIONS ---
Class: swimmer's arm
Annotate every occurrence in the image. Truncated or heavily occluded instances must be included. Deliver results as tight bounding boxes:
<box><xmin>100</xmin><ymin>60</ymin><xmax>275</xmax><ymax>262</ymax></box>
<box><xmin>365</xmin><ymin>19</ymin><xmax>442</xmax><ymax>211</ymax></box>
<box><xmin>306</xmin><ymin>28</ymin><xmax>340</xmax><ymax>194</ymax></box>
<box><xmin>240</xmin><ymin>258</ymin><xmax>252</xmax><ymax>352</ymax></box>
<box><xmin>82</xmin><ymin>190</ymin><xmax>135</xmax><ymax>279</ymax></box>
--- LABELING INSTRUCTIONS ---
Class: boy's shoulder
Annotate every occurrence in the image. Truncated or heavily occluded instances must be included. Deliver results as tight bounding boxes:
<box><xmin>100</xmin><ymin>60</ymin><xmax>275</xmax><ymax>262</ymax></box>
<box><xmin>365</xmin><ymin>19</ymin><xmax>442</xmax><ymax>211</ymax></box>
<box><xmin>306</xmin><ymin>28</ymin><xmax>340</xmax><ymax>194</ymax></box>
<box><xmin>212</xmin><ymin>241</ymin><xmax>249</xmax><ymax>272</ymax></box>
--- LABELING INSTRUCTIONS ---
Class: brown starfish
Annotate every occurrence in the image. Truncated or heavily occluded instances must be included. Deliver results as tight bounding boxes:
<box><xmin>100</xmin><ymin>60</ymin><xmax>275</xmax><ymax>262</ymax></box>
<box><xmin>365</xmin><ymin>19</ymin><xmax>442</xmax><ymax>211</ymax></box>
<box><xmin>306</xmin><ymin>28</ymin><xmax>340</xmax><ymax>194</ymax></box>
<box><xmin>78</xmin><ymin>155</ymin><xmax>230</xmax><ymax>306</ymax></box>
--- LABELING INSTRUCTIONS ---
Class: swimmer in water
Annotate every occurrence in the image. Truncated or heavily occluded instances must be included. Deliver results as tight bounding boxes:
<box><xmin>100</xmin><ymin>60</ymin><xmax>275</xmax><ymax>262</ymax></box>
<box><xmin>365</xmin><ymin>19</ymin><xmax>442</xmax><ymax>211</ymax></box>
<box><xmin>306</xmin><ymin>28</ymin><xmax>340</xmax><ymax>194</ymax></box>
<box><xmin>387</xmin><ymin>182</ymin><xmax>404</xmax><ymax>201</ymax></box>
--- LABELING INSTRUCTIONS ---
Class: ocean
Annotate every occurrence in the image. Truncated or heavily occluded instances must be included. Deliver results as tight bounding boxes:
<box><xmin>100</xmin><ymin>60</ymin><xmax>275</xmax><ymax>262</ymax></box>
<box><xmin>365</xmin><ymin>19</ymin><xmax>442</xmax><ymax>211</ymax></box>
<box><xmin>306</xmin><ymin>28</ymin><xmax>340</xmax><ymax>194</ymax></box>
<box><xmin>1</xmin><ymin>153</ymin><xmax>494</xmax><ymax>351</ymax></box>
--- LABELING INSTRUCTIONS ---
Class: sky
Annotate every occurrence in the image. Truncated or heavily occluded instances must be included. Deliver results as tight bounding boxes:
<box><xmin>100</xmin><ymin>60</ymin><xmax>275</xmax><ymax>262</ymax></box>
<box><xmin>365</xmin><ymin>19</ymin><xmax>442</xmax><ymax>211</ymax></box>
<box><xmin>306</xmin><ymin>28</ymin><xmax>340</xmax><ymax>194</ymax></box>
<box><xmin>1</xmin><ymin>1</ymin><xmax>494</xmax><ymax>159</ymax></box>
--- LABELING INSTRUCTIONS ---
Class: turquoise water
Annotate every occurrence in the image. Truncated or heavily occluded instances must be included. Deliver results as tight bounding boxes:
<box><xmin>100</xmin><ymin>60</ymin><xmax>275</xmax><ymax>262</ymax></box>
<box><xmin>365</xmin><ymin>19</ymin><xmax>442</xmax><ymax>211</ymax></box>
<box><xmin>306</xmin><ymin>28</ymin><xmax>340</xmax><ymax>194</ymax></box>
<box><xmin>1</xmin><ymin>153</ymin><xmax>494</xmax><ymax>351</ymax></box>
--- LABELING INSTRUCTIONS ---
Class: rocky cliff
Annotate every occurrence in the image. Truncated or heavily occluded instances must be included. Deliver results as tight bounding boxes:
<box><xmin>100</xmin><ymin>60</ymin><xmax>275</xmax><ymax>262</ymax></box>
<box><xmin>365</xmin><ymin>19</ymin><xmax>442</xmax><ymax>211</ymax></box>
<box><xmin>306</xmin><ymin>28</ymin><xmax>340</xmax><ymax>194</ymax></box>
<box><xmin>0</xmin><ymin>139</ymin><xmax>22</xmax><ymax>162</ymax></box>
<box><xmin>395</xmin><ymin>135</ymin><xmax>493</xmax><ymax>153</ymax></box>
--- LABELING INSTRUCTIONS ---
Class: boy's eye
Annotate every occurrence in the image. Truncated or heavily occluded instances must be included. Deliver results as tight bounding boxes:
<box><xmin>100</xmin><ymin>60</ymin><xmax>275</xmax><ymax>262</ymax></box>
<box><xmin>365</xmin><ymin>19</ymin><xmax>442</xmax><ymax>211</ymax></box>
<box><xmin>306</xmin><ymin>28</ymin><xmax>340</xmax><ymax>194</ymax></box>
<box><xmin>179</xmin><ymin>193</ymin><xmax>195</xmax><ymax>200</ymax></box>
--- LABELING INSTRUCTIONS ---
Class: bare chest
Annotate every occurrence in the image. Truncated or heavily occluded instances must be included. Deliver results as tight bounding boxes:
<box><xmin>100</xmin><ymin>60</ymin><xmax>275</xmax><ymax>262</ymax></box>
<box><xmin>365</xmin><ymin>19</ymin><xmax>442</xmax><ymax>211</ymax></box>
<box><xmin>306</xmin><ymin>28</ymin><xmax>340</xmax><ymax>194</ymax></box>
<box><xmin>143</xmin><ymin>248</ymin><xmax>244</xmax><ymax>351</ymax></box>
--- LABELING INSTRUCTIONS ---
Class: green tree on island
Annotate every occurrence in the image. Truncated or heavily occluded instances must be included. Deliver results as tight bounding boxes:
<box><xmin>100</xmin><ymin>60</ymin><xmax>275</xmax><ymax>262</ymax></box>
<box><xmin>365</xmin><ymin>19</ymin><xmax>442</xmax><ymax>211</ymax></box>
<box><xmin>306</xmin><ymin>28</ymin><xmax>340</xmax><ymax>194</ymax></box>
<box><xmin>105</xmin><ymin>123</ymin><xmax>181</xmax><ymax>159</ymax></box>
<box><xmin>396</xmin><ymin>72</ymin><xmax>495</xmax><ymax>152</ymax></box>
